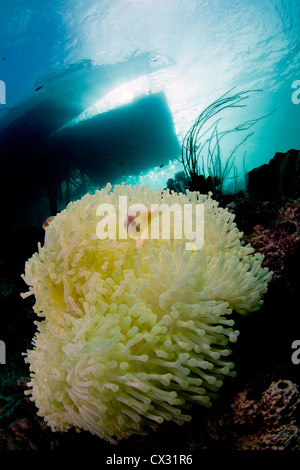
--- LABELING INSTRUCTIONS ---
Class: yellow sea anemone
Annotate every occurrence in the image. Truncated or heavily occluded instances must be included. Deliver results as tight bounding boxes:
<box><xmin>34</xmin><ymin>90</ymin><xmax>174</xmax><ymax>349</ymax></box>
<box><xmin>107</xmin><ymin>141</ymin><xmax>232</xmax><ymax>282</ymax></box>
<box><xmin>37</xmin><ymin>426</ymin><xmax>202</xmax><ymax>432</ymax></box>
<box><xmin>21</xmin><ymin>184</ymin><xmax>272</xmax><ymax>443</ymax></box>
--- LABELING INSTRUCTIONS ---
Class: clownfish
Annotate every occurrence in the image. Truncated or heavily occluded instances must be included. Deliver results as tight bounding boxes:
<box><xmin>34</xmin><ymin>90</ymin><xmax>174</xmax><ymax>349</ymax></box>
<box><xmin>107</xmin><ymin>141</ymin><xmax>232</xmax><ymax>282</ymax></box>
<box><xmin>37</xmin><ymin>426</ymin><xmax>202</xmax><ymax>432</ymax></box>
<box><xmin>124</xmin><ymin>209</ymin><xmax>152</xmax><ymax>234</ymax></box>
<box><xmin>124</xmin><ymin>207</ymin><xmax>158</xmax><ymax>247</ymax></box>
<box><xmin>42</xmin><ymin>216</ymin><xmax>55</xmax><ymax>229</ymax></box>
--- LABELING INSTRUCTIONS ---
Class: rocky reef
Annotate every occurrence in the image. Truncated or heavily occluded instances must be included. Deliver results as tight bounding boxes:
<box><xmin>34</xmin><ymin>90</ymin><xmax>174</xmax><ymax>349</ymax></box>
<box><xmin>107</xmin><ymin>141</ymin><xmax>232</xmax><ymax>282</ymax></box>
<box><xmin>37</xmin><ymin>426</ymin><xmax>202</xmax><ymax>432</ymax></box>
<box><xmin>247</xmin><ymin>148</ymin><xmax>300</xmax><ymax>201</ymax></box>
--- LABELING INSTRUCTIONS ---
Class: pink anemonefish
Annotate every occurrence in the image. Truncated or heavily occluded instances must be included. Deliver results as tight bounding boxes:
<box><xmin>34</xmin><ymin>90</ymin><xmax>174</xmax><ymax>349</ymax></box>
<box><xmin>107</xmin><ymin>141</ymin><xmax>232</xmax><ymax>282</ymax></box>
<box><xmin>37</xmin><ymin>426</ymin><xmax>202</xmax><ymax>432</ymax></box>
<box><xmin>124</xmin><ymin>209</ymin><xmax>152</xmax><ymax>233</ymax></box>
<box><xmin>124</xmin><ymin>207</ymin><xmax>158</xmax><ymax>248</ymax></box>
<box><xmin>42</xmin><ymin>216</ymin><xmax>55</xmax><ymax>229</ymax></box>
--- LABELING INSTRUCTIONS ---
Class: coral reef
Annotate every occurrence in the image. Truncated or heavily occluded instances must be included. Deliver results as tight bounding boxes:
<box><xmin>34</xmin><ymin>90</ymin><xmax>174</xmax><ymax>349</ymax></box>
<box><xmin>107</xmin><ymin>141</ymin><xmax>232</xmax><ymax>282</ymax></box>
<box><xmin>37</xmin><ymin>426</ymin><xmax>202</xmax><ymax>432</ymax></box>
<box><xmin>233</xmin><ymin>197</ymin><xmax>278</xmax><ymax>234</ymax></box>
<box><xmin>246</xmin><ymin>198</ymin><xmax>300</xmax><ymax>290</ymax></box>
<box><xmin>166</xmin><ymin>171</ymin><xmax>189</xmax><ymax>194</ymax></box>
<box><xmin>167</xmin><ymin>171</ymin><xmax>217</xmax><ymax>197</ymax></box>
<box><xmin>21</xmin><ymin>184</ymin><xmax>271</xmax><ymax>443</ymax></box>
<box><xmin>207</xmin><ymin>377</ymin><xmax>300</xmax><ymax>450</ymax></box>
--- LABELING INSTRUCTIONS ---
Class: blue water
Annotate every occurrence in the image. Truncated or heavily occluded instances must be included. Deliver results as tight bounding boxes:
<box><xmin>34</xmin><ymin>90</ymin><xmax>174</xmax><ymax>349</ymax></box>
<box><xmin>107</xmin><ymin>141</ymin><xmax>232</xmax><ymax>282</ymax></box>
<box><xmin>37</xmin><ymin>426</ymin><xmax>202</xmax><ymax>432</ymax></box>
<box><xmin>0</xmin><ymin>0</ymin><xmax>299</xmax><ymax>195</ymax></box>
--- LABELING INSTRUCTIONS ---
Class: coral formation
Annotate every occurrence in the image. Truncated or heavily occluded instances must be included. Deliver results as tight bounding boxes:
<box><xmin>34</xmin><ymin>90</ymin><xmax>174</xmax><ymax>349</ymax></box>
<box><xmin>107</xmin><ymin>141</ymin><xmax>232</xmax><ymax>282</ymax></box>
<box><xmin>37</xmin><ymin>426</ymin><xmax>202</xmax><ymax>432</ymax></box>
<box><xmin>21</xmin><ymin>184</ymin><xmax>271</xmax><ymax>443</ymax></box>
<box><xmin>232</xmin><ymin>379</ymin><xmax>300</xmax><ymax>450</ymax></box>
<box><xmin>246</xmin><ymin>198</ymin><xmax>300</xmax><ymax>288</ymax></box>
<box><xmin>166</xmin><ymin>171</ymin><xmax>189</xmax><ymax>194</ymax></box>
<box><xmin>232</xmin><ymin>380</ymin><xmax>300</xmax><ymax>428</ymax></box>
<box><xmin>206</xmin><ymin>376</ymin><xmax>300</xmax><ymax>450</ymax></box>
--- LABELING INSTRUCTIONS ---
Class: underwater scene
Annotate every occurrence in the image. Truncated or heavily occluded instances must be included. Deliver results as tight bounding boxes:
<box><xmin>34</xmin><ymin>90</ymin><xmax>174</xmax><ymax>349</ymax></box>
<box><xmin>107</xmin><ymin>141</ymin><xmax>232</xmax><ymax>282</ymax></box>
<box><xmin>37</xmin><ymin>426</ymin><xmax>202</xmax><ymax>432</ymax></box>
<box><xmin>0</xmin><ymin>0</ymin><xmax>300</xmax><ymax>458</ymax></box>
